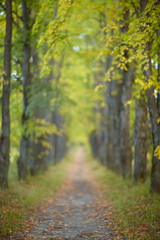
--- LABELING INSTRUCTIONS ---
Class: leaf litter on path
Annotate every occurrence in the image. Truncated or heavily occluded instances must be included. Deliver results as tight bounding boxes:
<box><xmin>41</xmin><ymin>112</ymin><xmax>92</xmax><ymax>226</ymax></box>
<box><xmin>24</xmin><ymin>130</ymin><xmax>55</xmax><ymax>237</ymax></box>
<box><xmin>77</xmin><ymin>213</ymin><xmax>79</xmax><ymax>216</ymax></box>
<box><xmin>11</xmin><ymin>147</ymin><xmax>126</xmax><ymax>240</ymax></box>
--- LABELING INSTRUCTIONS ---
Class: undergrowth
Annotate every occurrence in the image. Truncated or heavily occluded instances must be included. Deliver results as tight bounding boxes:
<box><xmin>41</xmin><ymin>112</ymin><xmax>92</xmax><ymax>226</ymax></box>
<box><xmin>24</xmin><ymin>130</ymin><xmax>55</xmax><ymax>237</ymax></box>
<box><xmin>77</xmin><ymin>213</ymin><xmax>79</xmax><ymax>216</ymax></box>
<box><xmin>0</xmin><ymin>151</ymin><xmax>73</xmax><ymax>238</ymax></box>
<box><xmin>89</xmin><ymin>158</ymin><xmax>160</xmax><ymax>240</ymax></box>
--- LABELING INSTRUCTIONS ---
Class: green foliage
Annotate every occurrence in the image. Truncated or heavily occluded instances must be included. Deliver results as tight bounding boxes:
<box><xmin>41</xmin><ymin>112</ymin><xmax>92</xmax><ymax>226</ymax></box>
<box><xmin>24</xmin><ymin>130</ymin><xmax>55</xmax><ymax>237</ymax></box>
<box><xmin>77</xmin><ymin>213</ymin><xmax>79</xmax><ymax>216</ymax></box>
<box><xmin>1</xmin><ymin>0</ymin><xmax>159</xmax><ymax>160</ymax></box>
<box><xmin>0</xmin><ymin>1</ymin><xmax>160</xmax><ymax>239</ymax></box>
<box><xmin>0</xmin><ymin>0</ymin><xmax>159</xmax><ymax>207</ymax></box>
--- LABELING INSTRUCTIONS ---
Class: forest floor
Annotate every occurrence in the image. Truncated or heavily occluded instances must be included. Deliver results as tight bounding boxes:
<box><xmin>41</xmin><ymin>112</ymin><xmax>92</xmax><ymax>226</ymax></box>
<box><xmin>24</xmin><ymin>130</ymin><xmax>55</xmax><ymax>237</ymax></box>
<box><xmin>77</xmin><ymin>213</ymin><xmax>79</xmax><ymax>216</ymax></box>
<box><xmin>10</xmin><ymin>147</ymin><xmax>124</xmax><ymax>240</ymax></box>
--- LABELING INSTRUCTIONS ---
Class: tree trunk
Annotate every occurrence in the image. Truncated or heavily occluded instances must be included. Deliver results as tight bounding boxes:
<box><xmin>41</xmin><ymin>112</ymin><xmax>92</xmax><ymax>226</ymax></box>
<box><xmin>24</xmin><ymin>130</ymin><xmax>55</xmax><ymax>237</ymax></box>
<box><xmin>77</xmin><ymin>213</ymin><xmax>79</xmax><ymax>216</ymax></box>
<box><xmin>49</xmin><ymin>55</ymin><xmax>66</xmax><ymax>163</ymax></box>
<box><xmin>89</xmin><ymin>130</ymin><xmax>99</xmax><ymax>159</ymax></box>
<box><xmin>104</xmin><ymin>56</ymin><xmax>113</xmax><ymax>168</ymax></box>
<box><xmin>134</xmin><ymin>96</ymin><xmax>150</xmax><ymax>182</ymax></box>
<box><xmin>42</xmin><ymin>88</ymin><xmax>53</xmax><ymax>168</ymax></box>
<box><xmin>54</xmin><ymin>112</ymin><xmax>67</xmax><ymax>162</ymax></box>
<box><xmin>0</xmin><ymin>0</ymin><xmax>12</xmax><ymax>188</ymax></box>
<box><xmin>120</xmin><ymin>65</ymin><xmax>133</xmax><ymax>178</ymax></box>
<box><xmin>140</xmin><ymin>0</ymin><xmax>160</xmax><ymax>193</ymax></box>
<box><xmin>111</xmin><ymin>79</ymin><xmax>122</xmax><ymax>173</ymax></box>
<box><xmin>28</xmin><ymin>50</ymin><xmax>45</xmax><ymax>176</ymax></box>
<box><xmin>151</xmin><ymin>27</ymin><xmax>160</xmax><ymax>192</ymax></box>
<box><xmin>157</xmin><ymin>29</ymin><xmax>160</xmax><ymax>116</ymax></box>
<box><xmin>17</xmin><ymin>0</ymin><xmax>31</xmax><ymax>180</ymax></box>
<box><xmin>147</xmin><ymin>45</ymin><xmax>160</xmax><ymax>193</ymax></box>
<box><xmin>98</xmin><ymin>124</ymin><xmax>105</xmax><ymax>165</ymax></box>
<box><xmin>119</xmin><ymin>10</ymin><xmax>133</xmax><ymax>178</ymax></box>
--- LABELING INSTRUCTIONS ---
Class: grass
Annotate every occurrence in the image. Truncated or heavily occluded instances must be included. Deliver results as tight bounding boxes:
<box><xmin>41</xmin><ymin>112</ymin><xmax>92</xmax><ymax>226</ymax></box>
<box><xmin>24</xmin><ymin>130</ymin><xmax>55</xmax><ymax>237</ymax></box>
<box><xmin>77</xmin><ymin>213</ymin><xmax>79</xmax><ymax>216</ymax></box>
<box><xmin>0</xmin><ymin>151</ymin><xmax>73</xmax><ymax>238</ymax></box>
<box><xmin>89</xmin><ymin>158</ymin><xmax>160</xmax><ymax>240</ymax></box>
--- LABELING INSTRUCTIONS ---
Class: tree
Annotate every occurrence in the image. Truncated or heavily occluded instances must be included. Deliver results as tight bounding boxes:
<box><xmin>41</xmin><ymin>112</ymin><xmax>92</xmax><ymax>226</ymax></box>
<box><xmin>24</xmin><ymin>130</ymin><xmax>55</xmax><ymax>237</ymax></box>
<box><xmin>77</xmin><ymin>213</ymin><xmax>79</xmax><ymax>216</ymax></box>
<box><xmin>17</xmin><ymin>0</ymin><xmax>31</xmax><ymax>180</ymax></box>
<box><xmin>119</xmin><ymin>9</ymin><xmax>133</xmax><ymax>178</ymax></box>
<box><xmin>140</xmin><ymin>0</ymin><xmax>160</xmax><ymax>193</ymax></box>
<box><xmin>0</xmin><ymin>0</ymin><xmax>12</xmax><ymax>188</ymax></box>
<box><xmin>134</xmin><ymin>96</ymin><xmax>150</xmax><ymax>183</ymax></box>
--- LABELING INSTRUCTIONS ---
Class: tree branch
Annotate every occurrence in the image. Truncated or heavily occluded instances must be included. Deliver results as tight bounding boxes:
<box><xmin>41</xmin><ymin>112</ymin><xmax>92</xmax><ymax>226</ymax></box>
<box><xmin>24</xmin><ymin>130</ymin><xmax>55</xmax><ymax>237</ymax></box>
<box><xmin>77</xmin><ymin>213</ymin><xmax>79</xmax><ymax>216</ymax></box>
<box><xmin>131</xmin><ymin>1</ymin><xmax>139</xmax><ymax>18</ymax></box>
<box><xmin>12</xmin><ymin>10</ymin><xmax>22</xmax><ymax>21</ymax></box>
<box><xmin>12</xmin><ymin>16</ymin><xmax>20</xmax><ymax>29</ymax></box>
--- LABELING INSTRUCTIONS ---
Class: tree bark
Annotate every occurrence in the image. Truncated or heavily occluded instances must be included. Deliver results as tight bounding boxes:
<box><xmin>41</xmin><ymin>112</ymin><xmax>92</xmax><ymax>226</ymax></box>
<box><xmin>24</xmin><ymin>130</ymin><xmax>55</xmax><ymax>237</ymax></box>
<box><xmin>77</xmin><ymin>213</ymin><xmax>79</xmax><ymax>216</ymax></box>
<box><xmin>146</xmin><ymin>45</ymin><xmax>160</xmax><ymax>193</ymax></box>
<box><xmin>157</xmin><ymin>29</ymin><xmax>160</xmax><ymax>116</ymax></box>
<box><xmin>111</xmin><ymin>78</ymin><xmax>122</xmax><ymax>173</ymax></box>
<box><xmin>28</xmin><ymin>50</ymin><xmax>46</xmax><ymax>176</ymax></box>
<box><xmin>0</xmin><ymin>0</ymin><xmax>12</xmax><ymax>188</ymax></box>
<box><xmin>89</xmin><ymin>130</ymin><xmax>99</xmax><ymax>159</ymax></box>
<box><xmin>134</xmin><ymin>96</ymin><xmax>150</xmax><ymax>182</ymax></box>
<box><xmin>53</xmin><ymin>111</ymin><xmax>67</xmax><ymax>162</ymax></box>
<box><xmin>119</xmin><ymin>10</ymin><xmax>133</xmax><ymax>178</ymax></box>
<box><xmin>120</xmin><ymin>64</ymin><xmax>133</xmax><ymax>178</ymax></box>
<box><xmin>17</xmin><ymin>0</ymin><xmax>31</xmax><ymax>180</ymax></box>
<box><xmin>104</xmin><ymin>56</ymin><xmax>113</xmax><ymax>168</ymax></box>
<box><xmin>140</xmin><ymin>0</ymin><xmax>160</xmax><ymax>193</ymax></box>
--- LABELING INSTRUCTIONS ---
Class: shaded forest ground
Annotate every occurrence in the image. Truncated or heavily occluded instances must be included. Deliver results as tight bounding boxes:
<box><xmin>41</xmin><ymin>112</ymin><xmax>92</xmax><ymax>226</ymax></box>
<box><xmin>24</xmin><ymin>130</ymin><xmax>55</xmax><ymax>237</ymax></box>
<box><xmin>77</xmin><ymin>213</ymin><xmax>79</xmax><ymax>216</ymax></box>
<box><xmin>0</xmin><ymin>148</ymin><xmax>160</xmax><ymax>240</ymax></box>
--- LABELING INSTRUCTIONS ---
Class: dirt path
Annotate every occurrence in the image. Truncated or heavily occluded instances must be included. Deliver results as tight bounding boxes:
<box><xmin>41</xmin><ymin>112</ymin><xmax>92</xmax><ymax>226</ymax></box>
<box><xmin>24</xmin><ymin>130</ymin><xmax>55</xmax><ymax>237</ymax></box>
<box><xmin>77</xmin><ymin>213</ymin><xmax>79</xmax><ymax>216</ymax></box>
<box><xmin>12</xmin><ymin>147</ymin><xmax>123</xmax><ymax>240</ymax></box>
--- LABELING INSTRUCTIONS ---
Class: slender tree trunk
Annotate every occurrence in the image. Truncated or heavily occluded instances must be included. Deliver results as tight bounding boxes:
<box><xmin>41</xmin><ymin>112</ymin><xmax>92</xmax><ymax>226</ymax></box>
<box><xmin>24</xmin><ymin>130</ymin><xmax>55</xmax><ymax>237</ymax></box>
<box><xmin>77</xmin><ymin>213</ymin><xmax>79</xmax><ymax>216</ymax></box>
<box><xmin>157</xmin><ymin>29</ymin><xmax>160</xmax><ymax>116</ymax></box>
<box><xmin>17</xmin><ymin>0</ymin><xmax>31</xmax><ymax>180</ymax></box>
<box><xmin>120</xmin><ymin>65</ymin><xmax>133</xmax><ymax>178</ymax></box>
<box><xmin>28</xmin><ymin>50</ymin><xmax>45</xmax><ymax>175</ymax></box>
<box><xmin>89</xmin><ymin>130</ymin><xmax>99</xmax><ymax>159</ymax></box>
<box><xmin>151</xmin><ymin>27</ymin><xmax>160</xmax><ymax>192</ymax></box>
<box><xmin>119</xmin><ymin>10</ymin><xmax>133</xmax><ymax>178</ymax></box>
<box><xmin>140</xmin><ymin>0</ymin><xmax>160</xmax><ymax>193</ymax></box>
<box><xmin>134</xmin><ymin>96</ymin><xmax>150</xmax><ymax>182</ymax></box>
<box><xmin>41</xmin><ymin>2</ymin><xmax>60</xmax><ymax>166</ymax></box>
<box><xmin>42</xmin><ymin>58</ymin><xmax>54</xmax><ymax>168</ymax></box>
<box><xmin>51</xmin><ymin>109</ymin><xmax>67</xmax><ymax>163</ymax></box>
<box><xmin>111</xmin><ymin>79</ymin><xmax>122</xmax><ymax>173</ymax></box>
<box><xmin>29</xmin><ymin>51</ymin><xmax>39</xmax><ymax>175</ymax></box>
<box><xmin>108</xmin><ymin>79</ymin><xmax>117</xmax><ymax>170</ymax></box>
<box><xmin>97</xmin><ymin>12</ymin><xmax>111</xmax><ymax>166</ymax></box>
<box><xmin>54</xmin><ymin>112</ymin><xmax>66</xmax><ymax>162</ymax></box>
<box><xmin>98</xmin><ymin>122</ymin><xmax>105</xmax><ymax>165</ymax></box>
<box><xmin>50</xmin><ymin>55</ymin><xmax>66</xmax><ymax>163</ymax></box>
<box><xmin>0</xmin><ymin>0</ymin><xmax>12</xmax><ymax>188</ymax></box>
<box><xmin>104</xmin><ymin>56</ymin><xmax>113</xmax><ymax>168</ymax></box>
<box><xmin>146</xmin><ymin>43</ymin><xmax>160</xmax><ymax>193</ymax></box>
<box><xmin>133</xmin><ymin>0</ymin><xmax>151</xmax><ymax>183</ymax></box>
